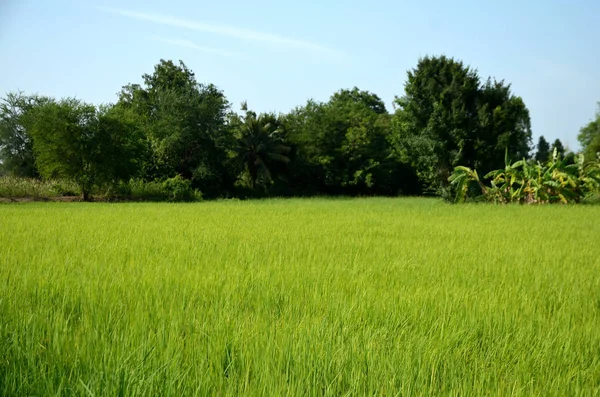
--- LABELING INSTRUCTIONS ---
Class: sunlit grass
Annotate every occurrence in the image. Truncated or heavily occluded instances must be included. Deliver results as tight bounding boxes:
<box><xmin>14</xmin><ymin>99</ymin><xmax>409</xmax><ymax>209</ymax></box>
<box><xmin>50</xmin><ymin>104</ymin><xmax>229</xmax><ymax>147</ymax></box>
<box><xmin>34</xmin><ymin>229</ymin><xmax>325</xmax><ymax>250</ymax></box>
<box><xmin>1</xmin><ymin>198</ymin><xmax>599</xmax><ymax>395</ymax></box>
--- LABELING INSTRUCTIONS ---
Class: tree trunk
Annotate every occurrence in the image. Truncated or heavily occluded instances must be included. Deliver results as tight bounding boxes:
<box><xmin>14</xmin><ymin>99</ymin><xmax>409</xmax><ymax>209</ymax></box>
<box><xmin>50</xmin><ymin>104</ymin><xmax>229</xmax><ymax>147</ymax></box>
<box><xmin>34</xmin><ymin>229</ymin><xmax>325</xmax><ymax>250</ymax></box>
<box><xmin>82</xmin><ymin>190</ymin><xmax>90</xmax><ymax>201</ymax></box>
<box><xmin>250</xmin><ymin>165</ymin><xmax>257</xmax><ymax>190</ymax></box>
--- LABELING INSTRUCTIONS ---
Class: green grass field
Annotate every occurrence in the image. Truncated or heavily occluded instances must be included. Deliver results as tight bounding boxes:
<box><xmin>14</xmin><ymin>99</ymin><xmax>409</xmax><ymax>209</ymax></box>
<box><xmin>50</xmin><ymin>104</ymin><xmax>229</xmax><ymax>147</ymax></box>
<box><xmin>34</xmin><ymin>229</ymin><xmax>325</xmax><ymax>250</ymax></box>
<box><xmin>1</xmin><ymin>198</ymin><xmax>599</xmax><ymax>396</ymax></box>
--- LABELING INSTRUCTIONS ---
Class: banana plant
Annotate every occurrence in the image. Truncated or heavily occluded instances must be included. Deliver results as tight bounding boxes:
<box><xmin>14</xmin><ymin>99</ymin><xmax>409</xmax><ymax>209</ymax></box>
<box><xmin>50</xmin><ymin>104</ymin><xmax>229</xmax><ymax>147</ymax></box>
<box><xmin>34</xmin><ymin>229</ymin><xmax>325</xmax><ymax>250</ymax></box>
<box><xmin>448</xmin><ymin>166</ymin><xmax>488</xmax><ymax>203</ymax></box>
<box><xmin>448</xmin><ymin>147</ymin><xmax>600</xmax><ymax>204</ymax></box>
<box><xmin>512</xmin><ymin>159</ymin><xmax>542</xmax><ymax>203</ymax></box>
<box><xmin>484</xmin><ymin>150</ymin><xmax>524</xmax><ymax>203</ymax></box>
<box><xmin>545</xmin><ymin>149</ymin><xmax>580</xmax><ymax>203</ymax></box>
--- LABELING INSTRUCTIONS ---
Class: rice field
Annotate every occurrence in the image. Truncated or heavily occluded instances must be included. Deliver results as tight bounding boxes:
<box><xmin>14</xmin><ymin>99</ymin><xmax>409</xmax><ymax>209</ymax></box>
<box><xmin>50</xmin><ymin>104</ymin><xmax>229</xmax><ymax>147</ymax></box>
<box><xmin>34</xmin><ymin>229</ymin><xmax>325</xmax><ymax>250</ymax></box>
<box><xmin>1</xmin><ymin>198</ymin><xmax>599</xmax><ymax>396</ymax></box>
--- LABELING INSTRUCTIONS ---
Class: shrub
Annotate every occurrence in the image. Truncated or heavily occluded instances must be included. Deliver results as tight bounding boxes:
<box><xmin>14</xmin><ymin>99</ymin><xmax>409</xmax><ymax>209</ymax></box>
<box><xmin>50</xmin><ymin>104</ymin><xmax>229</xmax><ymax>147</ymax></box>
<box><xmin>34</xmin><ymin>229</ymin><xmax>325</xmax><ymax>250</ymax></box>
<box><xmin>109</xmin><ymin>179</ymin><xmax>167</xmax><ymax>201</ymax></box>
<box><xmin>105</xmin><ymin>178</ymin><xmax>202</xmax><ymax>202</ymax></box>
<box><xmin>162</xmin><ymin>175</ymin><xmax>202</xmax><ymax>202</ymax></box>
<box><xmin>50</xmin><ymin>180</ymin><xmax>80</xmax><ymax>196</ymax></box>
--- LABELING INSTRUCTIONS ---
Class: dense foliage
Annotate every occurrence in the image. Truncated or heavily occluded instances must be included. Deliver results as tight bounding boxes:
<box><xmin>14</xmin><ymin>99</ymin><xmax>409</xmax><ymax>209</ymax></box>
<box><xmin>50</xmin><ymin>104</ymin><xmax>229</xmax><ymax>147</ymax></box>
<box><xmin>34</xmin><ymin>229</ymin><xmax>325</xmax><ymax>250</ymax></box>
<box><xmin>0</xmin><ymin>56</ymin><xmax>597</xmax><ymax>202</ymax></box>
<box><xmin>534</xmin><ymin>136</ymin><xmax>551</xmax><ymax>163</ymax></box>
<box><xmin>283</xmin><ymin>88</ymin><xmax>412</xmax><ymax>196</ymax></box>
<box><xmin>0</xmin><ymin>92</ymin><xmax>49</xmax><ymax>177</ymax></box>
<box><xmin>227</xmin><ymin>102</ymin><xmax>290</xmax><ymax>192</ymax></box>
<box><xmin>449</xmin><ymin>149</ymin><xmax>600</xmax><ymax>204</ymax></box>
<box><xmin>28</xmin><ymin>99</ymin><xmax>146</xmax><ymax>200</ymax></box>
<box><xmin>116</xmin><ymin>60</ymin><xmax>233</xmax><ymax>198</ymax></box>
<box><xmin>391</xmin><ymin>56</ymin><xmax>533</xmax><ymax>196</ymax></box>
<box><xmin>578</xmin><ymin>103</ymin><xmax>600</xmax><ymax>162</ymax></box>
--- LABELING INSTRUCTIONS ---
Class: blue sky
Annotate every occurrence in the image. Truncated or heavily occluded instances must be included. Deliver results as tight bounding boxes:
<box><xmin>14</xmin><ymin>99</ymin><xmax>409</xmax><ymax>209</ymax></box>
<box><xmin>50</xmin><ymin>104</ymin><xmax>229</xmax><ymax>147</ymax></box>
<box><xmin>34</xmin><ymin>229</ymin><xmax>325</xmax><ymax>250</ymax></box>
<box><xmin>1</xmin><ymin>0</ymin><xmax>599</xmax><ymax>150</ymax></box>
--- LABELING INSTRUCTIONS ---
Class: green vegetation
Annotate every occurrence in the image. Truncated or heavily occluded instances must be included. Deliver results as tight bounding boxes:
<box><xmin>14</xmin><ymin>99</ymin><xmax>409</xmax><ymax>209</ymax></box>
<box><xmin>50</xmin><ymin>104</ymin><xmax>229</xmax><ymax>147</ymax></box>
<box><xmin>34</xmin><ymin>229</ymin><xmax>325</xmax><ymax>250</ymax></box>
<box><xmin>392</xmin><ymin>56</ymin><xmax>532</xmax><ymax>196</ymax></box>
<box><xmin>6</xmin><ymin>55</ymin><xmax>596</xmax><ymax>202</ymax></box>
<box><xmin>1</xmin><ymin>198</ymin><xmax>599</xmax><ymax>395</ymax></box>
<box><xmin>579</xmin><ymin>103</ymin><xmax>600</xmax><ymax>162</ymax></box>
<box><xmin>535</xmin><ymin>136</ymin><xmax>551</xmax><ymax>163</ymax></box>
<box><xmin>0</xmin><ymin>177</ymin><xmax>203</xmax><ymax>203</ymax></box>
<box><xmin>28</xmin><ymin>99</ymin><xmax>146</xmax><ymax>200</ymax></box>
<box><xmin>231</xmin><ymin>102</ymin><xmax>290</xmax><ymax>190</ymax></box>
<box><xmin>0</xmin><ymin>176</ymin><xmax>79</xmax><ymax>199</ymax></box>
<box><xmin>449</xmin><ymin>149</ymin><xmax>600</xmax><ymax>204</ymax></box>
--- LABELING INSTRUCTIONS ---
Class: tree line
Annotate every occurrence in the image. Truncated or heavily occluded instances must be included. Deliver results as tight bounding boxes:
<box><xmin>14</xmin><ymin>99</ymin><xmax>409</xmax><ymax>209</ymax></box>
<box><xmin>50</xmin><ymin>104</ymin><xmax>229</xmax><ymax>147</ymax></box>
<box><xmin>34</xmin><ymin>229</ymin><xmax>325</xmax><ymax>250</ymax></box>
<box><xmin>1</xmin><ymin>55</ymin><xmax>599</xmax><ymax>201</ymax></box>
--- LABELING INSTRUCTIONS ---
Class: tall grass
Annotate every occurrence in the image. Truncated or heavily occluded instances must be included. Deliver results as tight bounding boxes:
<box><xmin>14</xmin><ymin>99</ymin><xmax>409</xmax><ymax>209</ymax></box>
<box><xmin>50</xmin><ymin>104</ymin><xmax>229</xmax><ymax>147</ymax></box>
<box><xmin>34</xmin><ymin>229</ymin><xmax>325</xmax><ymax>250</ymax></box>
<box><xmin>0</xmin><ymin>176</ymin><xmax>79</xmax><ymax>198</ymax></box>
<box><xmin>0</xmin><ymin>177</ymin><xmax>202</xmax><ymax>202</ymax></box>
<box><xmin>1</xmin><ymin>198</ymin><xmax>599</xmax><ymax>395</ymax></box>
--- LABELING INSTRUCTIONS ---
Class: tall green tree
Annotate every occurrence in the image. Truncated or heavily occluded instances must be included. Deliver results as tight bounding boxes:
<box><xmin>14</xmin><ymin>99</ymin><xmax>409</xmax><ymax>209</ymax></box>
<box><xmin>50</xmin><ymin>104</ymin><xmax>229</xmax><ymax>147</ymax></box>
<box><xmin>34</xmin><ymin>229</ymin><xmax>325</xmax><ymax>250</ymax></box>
<box><xmin>233</xmin><ymin>103</ymin><xmax>290</xmax><ymax>190</ymax></box>
<box><xmin>578</xmin><ymin>103</ymin><xmax>600</xmax><ymax>162</ymax></box>
<box><xmin>475</xmin><ymin>78</ymin><xmax>532</xmax><ymax>171</ymax></box>
<box><xmin>29</xmin><ymin>99</ymin><xmax>145</xmax><ymax>200</ymax></box>
<box><xmin>117</xmin><ymin>59</ymin><xmax>233</xmax><ymax>197</ymax></box>
<box><xmin>535</xmin><ymin>136</ymin><xmax>551</xmax><ymax>162</ymax></box>
<box><xmin>327</xmin><ymin>88</ymin><xmax>394</xmax><ymax>193</ymax></box>
<box><xmin>392</xmin><ymin>56</ymin><xmax>481</xmax><ymax>193</ymax></box>
<box><xmin>392</xmin><ymin>55</ymin><xmax>532</xmax><ymax>194</ymax></box>
<box><xmin>0</xmin><ymin>92</ymin><xmax>50</xmax><ymax>177</ymax></box>
<box><xmin>280</xmin><ymin>100</ymin><xmax>329</xmax><ymax>195</ymax></box>
<box><xmin>285</xmin><ymin>88</ymin><xmax>409</xmax><ymax>195</ymax></box>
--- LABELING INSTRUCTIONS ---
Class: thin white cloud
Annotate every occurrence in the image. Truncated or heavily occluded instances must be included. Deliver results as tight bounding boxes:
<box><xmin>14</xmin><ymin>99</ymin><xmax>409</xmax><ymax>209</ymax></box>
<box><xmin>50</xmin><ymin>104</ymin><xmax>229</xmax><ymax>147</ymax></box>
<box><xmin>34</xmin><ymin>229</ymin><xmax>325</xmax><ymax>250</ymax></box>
<box><xmin>99</xmin><ymin>6</ymin><xmax>343</xmax><ymax>59</ymax></box>
<box><xmin>154</xmin><ymin>37</ymin><xmax>243</xmax><ymax>58</ymax></box>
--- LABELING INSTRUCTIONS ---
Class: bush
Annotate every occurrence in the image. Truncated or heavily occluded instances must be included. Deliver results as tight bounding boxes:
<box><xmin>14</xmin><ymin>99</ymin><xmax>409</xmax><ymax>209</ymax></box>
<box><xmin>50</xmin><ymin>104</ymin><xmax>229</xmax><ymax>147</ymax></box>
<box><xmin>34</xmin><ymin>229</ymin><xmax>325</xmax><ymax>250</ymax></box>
<box><xmin>106</xmin><ymin>178</ymin><xmax>201</xmax><ymax>202</ymax></box>
<box><xmin>162</xmin><ymin>175</ymin><xmax>202</xmax><ymax>202</ymax></box>
<box><xmin>111</xmin><ymin>179</ymin><xmax>166</xmax><ymax>201</ymax></box>
<box><xmin>50</xmin><ymin>181</ymin><xmax>80</xmax><ymax>196</ymax></box>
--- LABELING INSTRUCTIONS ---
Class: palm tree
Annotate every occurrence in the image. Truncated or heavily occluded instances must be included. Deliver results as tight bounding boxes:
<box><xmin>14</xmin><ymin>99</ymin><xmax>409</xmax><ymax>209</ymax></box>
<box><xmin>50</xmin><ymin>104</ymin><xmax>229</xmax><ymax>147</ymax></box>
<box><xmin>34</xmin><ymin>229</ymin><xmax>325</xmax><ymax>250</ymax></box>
<box><xmin>235</xmin><ymin>103</ymin><xmax>290</xmax><ymax>190</ymax></box>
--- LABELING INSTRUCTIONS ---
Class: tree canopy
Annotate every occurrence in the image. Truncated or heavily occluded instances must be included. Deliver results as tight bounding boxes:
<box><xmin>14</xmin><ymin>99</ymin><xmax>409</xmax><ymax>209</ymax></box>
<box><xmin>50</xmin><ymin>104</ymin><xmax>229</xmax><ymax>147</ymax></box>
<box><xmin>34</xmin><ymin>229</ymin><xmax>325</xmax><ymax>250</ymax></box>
<box><xmin>535</xmin><ymin>136</ymin><xmax>551</xmax><ymax>163</ymax></box>
<box><xmin>1</xmin><ymin>56</ymin><xmax>591</xmax><ymax>202</ymax></box>
<box><xmin>232</xmin><ymin>103</ymin><xmax>290</xmax><ymax>190</ymax></box>
<box><xmin>0</xmin><ymin>92</ymin><xmax>50</xmax><ymax>177</ymax></box>
<box><xmin>283</xmin><ymin>88</ymin><xmax>412</xmax><ymax>196</ymax></box>
<box><xmin>28</xmin><ymin>99</ymin><xmax>145</xmax><ymax>200</ymax></box>
<box><xmin>578</xmin><ymin>104</ymin><xmax>600</xmax><ymax>162</ymax></box>
<box><xmin>392</xmin><ymin>55</ymin><xmax>532</xmax><ymax>195</ymax></box>
<box><xmin>117</xmin><ymin>59</ymin><xmax>233</xmax><ymax>197</ymax></box>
